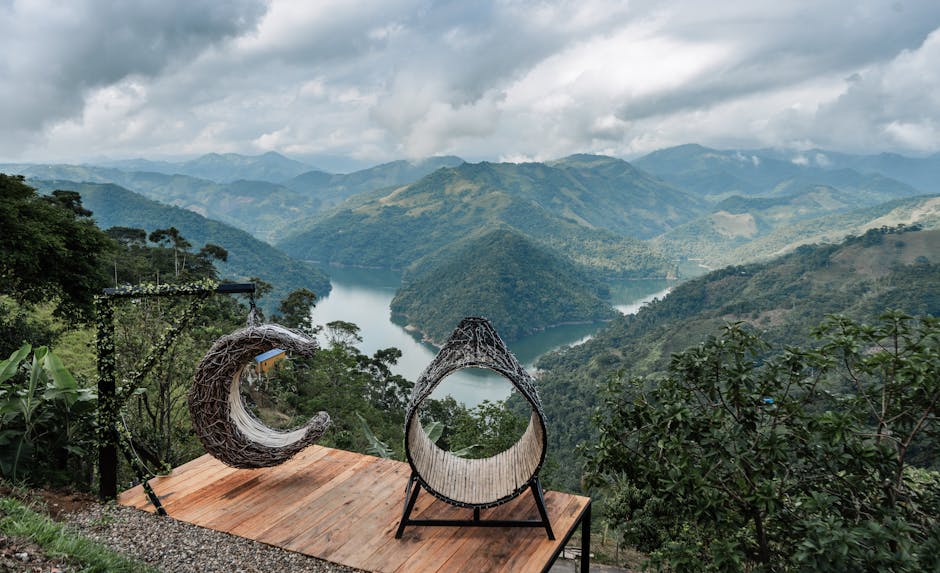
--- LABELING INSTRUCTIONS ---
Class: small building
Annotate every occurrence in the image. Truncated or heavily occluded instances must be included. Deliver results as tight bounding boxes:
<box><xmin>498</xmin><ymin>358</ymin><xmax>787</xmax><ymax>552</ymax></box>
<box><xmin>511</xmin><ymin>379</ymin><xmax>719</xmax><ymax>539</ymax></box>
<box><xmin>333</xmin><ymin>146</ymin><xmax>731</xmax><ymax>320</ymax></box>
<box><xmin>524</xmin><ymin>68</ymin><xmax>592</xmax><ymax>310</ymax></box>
<box><xmin>254</xmin><ymin>348</ymin><xmax>287</xmax><ymax>374</ymax></box>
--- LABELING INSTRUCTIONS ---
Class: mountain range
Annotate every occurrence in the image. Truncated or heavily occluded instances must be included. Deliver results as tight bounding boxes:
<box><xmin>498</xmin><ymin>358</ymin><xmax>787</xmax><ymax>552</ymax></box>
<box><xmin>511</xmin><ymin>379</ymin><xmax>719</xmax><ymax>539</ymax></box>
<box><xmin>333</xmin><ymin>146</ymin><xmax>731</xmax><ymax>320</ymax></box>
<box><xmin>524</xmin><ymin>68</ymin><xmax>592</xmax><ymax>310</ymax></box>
<box><xmin>7</xmin><ymin>143</ymin><xmax>940</xmax><ymax>340</ymax></box>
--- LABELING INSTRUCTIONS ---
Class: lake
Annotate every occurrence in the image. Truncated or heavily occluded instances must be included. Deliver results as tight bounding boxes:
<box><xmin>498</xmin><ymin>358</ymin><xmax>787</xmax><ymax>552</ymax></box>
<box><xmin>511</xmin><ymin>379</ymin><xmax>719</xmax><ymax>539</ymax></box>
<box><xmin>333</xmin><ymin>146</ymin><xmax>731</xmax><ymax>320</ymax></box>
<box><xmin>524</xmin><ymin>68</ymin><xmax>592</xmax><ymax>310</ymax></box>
<box><xmin>310</xmin><ymin>267</ymin><xmax>671</xmax><ymax>407</ymax></box>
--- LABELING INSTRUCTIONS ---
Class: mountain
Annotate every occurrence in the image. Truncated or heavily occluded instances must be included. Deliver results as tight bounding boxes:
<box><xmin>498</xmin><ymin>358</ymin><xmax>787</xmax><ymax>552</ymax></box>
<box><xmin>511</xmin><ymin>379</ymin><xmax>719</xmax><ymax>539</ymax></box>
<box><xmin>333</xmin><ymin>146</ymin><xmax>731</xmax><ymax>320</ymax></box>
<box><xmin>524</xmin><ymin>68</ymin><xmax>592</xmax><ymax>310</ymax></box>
<box><xmin>633</xmin><ymin>144</ymin><xmax>803</xmax><ymax>200</ymax></box>
<box><xmin>390</xmin><ymin>228</ymin><xmax>618</xmax><ymax>343</ymax></box>
<box><xmin>0</xmin><ymin>157</ymin><xmax>467</xmax><ymax>242</ymax></box>
<box><xmin>634</xmin><ymin>144</ymin><xmax>923</xmax><ymax>203</ymax></box>
<box><xmin>282</xmin><ymin>156</ymin><xmax>465</xmax><ymax>211</ymax></box>
<box><xmin>656</xmin><ymin>192</ymin><xmax>940</xmax><ymax>269</ymax></box>
<box><xmin>102</xmin><ymin>151</ymin><xmax>314</xmax><ymax>183</ymax></box>
<box><xmin>95</xmin><ymin>173</ymin><xmax>316</xmax><ymax>243</ymax></box>
<box><xmin>277</xmin><ymin>157</ymin><xmax>695</xmax><ymax>277</ymax></box>
<box><xmin>533</xmin><ymin>226</ymin><xmax>940</xmax><ymax>489</ymax></box>
<box><xmin>29</xmin><ymin>179</ymin><xmax>331</xmax><ymax>310</ymax></box>
<box><xmin>745</xmin><ymin>148</ymin><xmax>940</xmax><ymax>194</ymax></box>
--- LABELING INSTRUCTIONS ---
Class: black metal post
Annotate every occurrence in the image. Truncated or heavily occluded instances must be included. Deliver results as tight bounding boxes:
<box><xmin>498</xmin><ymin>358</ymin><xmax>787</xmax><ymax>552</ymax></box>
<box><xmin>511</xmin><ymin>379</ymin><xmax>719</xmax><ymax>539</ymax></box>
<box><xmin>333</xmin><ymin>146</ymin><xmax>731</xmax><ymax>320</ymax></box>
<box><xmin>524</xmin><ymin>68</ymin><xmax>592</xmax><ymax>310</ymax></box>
<box><xmin>96</xmin><ymin>298</ymin><xmax>118</xmax><ymax>500</ymax></box>
<box><xmin>581</xmin><ymin>501</ymin><xmax>591</xmax><ymax>572</ymax></box>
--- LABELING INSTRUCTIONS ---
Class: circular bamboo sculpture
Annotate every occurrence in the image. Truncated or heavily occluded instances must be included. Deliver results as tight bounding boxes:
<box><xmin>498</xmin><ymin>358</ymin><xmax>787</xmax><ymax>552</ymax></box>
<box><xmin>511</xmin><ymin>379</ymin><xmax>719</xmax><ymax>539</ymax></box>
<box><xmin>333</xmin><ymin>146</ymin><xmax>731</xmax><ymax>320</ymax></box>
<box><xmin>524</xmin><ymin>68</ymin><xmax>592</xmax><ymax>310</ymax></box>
<box><xmin>189</xmin><ymin>323</ymin><xmax>330</xmax><ymax>468</ymax></box>
<box><xmin>404</xmin><ymin>317</ymin><xmax>548</xmax><ymax>509</ymax></box>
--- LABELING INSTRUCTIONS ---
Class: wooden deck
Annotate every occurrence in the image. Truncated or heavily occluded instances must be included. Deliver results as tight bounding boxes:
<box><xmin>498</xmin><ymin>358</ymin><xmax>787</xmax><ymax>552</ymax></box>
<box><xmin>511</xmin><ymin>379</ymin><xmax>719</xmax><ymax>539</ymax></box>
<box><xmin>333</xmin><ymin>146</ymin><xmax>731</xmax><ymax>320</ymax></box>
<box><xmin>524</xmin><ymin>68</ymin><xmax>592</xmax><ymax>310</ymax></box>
<box><xmin>118</xmin><ymin>445</ymin><xmax>591</xmax><ymax>572</ymax></box>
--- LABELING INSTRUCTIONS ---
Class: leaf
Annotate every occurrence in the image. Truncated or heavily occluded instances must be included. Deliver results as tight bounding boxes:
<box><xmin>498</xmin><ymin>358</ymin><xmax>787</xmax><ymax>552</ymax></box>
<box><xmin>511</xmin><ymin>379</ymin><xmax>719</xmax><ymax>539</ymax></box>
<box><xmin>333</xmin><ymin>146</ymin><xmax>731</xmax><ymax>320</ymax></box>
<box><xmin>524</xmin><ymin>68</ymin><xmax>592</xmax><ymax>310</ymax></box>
<box><xmin>41</xmin><ymin>350</ymin><xmax>80</xmax><ymax>407</ymax></box>
<box><xmin>424</xmin><ymin>420</ymin><xmax>445</xmax><ymax>444</ymax></box>
<box><xmin>0</xmin><ymin>343</ymin><xmax>31</xmax><ymax>383</ymax></box>
<box><xmin>43</xmin><ymin>350</ymin><xmax>78</xmax><ymax>391</ymax></box>
<box><xmin>355</xmin><ymin>412</ymin><xmax>395</xmax><ymax>459</ymax></box>
<box><xmin>450</xmin><ymin>444</ymin><xmax>482</xmax><ymax>458</ymax></box>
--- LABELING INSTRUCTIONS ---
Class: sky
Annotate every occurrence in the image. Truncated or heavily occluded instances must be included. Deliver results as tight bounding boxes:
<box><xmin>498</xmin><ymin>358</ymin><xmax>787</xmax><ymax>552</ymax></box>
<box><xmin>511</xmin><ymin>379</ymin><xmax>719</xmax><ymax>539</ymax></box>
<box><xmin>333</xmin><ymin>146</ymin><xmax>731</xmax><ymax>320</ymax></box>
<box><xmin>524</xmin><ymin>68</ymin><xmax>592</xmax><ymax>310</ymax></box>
<box><xmin>3</xmin><ymin>0</ymin><xmax>940</xmax><ymax>172</ymax></box>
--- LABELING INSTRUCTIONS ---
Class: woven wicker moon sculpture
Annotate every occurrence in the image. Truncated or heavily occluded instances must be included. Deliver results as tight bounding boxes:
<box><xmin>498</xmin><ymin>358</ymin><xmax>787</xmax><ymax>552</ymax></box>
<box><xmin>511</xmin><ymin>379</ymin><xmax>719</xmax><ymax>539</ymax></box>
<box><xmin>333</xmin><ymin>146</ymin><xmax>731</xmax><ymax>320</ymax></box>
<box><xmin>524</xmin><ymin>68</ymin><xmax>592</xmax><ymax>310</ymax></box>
<box><xmin>189</xmin><ymin>323</ymin><xmax>330</xmax><ymax>468</ymax></box>
<box><xmin>403</xmin><ymin>316</ymin><xmax>548</xmax><ymax>509</ymax></box>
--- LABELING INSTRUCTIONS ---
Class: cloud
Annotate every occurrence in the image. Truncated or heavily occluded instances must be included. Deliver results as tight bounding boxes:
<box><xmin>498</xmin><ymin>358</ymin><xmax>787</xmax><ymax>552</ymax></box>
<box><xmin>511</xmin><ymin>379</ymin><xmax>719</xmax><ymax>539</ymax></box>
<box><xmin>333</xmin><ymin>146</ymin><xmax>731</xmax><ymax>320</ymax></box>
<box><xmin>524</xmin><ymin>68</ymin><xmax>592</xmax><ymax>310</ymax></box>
<box><xmin>3</xmin><ymin>0</ymin><xmax>940</xmax><ymax>166</ymax></box>
<box><xmin>0</xmin><ymin>0</ymin><xmax>266</xmax><ymax>151</ymax></box>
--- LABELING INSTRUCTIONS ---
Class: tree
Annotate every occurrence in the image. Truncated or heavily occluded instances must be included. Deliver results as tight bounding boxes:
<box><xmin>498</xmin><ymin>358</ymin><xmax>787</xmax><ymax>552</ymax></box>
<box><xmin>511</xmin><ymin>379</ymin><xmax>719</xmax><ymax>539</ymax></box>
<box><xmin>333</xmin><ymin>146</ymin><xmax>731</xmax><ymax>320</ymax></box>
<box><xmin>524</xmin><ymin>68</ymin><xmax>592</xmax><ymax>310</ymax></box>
<box><xmin>0</xmin><ymin>174</ymin><xmax>113</xmax><ymax>321</ymax></box>
<box><xmin>275</xmin><ymin>288</ymin><xmax>318</xmax><ymax>334</ymax></box>
<box><xmin>583</xmin><ymin>315</ymin><xmax>940</xmax><ymax>572</ymax></box>
<box><xmin>148</xmin><ymin>227</ymin><xmax>191</xmax><ymax>277</ymax></box>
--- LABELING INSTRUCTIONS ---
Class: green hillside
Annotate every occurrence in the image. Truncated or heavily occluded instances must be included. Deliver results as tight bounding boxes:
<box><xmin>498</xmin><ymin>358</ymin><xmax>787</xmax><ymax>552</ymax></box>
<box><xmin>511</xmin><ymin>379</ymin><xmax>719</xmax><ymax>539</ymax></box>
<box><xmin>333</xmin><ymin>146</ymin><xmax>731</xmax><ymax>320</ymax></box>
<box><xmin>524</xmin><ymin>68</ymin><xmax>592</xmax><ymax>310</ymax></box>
<box><xmin>657</xmin><ymin>193</ymin><xmax>940</xmax><ymax>269</ymax></box>
<box><xmin>533</xmin><ymin>226</ymin><xmax>940</xmax><ymax>489</ymax></box>
<box><xmin>277</xmin><ymin>158</ymin><xmax>686</xmax><ymax>278</ymax></box>
<box><xmin>390</xmin><ymin>228</ymin><xmax>618</xmax><ymax>343</ymax></box>
<box><xmin>29</xmin><ymin>180</ymin><xmax>331</xmax><ymax>310</ymax></box>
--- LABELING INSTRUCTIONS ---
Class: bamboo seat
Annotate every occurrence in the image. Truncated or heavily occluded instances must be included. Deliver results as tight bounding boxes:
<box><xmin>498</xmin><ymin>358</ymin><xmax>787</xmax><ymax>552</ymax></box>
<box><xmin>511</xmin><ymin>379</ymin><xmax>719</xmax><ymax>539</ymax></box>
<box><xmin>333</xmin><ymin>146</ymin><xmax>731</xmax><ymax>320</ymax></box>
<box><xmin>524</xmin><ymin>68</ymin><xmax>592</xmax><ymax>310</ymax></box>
<box><xmin>396</xmin><ymin>317</ymin><xmax>553</xmax><ymax>539</ymax></box>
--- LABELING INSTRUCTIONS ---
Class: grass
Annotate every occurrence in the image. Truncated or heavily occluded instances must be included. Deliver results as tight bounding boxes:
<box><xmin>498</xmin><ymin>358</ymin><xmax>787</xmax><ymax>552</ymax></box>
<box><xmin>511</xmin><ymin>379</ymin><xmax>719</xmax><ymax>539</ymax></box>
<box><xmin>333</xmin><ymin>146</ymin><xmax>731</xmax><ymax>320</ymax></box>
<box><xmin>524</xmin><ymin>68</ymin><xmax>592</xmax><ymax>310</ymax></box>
<box><xmin>0</xmin><ymin>496</ymin><xmax>155</xmax><ymax>573</ymax></box>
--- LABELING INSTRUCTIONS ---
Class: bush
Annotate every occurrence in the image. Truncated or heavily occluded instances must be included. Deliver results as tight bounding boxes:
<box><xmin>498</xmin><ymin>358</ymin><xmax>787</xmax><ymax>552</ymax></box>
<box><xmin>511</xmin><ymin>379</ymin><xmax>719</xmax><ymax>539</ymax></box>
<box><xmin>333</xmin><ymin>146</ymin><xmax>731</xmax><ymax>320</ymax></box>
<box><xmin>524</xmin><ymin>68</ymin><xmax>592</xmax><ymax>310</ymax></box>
<box><xmin>583</xmin><ymin>313</ymin><xmax>940</xmax><ymax>571</ymax></box>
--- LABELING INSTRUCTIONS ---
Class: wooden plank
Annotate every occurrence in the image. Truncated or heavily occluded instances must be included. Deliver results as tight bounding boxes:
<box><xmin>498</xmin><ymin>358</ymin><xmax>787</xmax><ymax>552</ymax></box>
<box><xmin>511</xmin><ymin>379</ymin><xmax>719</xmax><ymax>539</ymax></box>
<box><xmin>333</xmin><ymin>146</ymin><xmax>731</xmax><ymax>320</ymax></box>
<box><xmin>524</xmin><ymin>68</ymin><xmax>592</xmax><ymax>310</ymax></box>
<box><xmin>196</xmin><ymin>446</ymin><xmax>339</xmax><ymax>531</ymax></box>
<box><xmin>253</xmin><ymin>454</ymin><xmax>383</xmax><ymax>548</ymax></box>
<box><xmin>228</xmin><ymin>448</ymin><xmax>371</xmax><ymax>540</ymax></box>
<box><xmin>116</xmin><ymin>445</ymin><xmax>591</xmax><ymax>573</ymax></box>
<box><xmin>118</xmin><ymin>453</ymin><xmax>222</xmax><ymax>509</ymax></box>
<box><xmin>274</xmin><ymin>460</ymin><xmax>401</xmax><ymax>553</ymax></box>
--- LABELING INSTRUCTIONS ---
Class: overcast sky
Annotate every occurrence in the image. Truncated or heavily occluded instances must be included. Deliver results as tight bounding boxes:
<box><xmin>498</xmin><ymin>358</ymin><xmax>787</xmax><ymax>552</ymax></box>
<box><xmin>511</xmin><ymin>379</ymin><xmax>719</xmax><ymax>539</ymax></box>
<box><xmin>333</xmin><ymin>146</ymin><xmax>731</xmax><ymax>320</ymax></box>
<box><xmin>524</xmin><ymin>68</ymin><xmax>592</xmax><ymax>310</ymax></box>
<box><xmin>3</xmin><ymin>0</ymin><xmax>940</xmax><ymax>171</ymax></box>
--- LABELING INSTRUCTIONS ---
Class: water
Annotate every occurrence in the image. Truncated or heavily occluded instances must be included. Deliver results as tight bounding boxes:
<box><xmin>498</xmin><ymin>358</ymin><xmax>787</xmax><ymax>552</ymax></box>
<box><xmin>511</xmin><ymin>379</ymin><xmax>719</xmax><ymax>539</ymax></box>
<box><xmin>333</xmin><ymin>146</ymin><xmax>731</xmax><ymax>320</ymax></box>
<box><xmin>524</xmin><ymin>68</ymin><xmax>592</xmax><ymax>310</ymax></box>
<box><xmin>310</xmin><ymin>267</ymin><xmax>671</xmax><ymax>407</ymax></box>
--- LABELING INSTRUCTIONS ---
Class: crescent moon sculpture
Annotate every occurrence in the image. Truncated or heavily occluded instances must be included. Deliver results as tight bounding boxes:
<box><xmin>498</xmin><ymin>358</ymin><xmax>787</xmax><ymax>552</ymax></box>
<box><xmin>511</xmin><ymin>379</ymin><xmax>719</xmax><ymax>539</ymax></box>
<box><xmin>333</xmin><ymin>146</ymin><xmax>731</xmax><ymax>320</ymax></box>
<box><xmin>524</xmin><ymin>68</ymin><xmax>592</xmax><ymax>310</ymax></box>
<box><xmin>189</xmin><ymin>323</ymin><xmax>330</xmax><ymax>468</ymax></box>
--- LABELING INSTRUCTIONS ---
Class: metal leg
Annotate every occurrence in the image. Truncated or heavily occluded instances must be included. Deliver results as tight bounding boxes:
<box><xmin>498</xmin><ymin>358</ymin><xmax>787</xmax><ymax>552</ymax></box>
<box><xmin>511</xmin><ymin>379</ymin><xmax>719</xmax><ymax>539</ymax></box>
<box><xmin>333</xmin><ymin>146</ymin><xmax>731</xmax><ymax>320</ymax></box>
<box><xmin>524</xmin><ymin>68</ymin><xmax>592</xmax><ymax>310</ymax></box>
<box><xmin>530</xmin><ymin>478</ymin><xmax>555</xmax><ymax>540</ymax></box>
<box><xmin>473</xmin><ymin>507</ymin><xmax>481</xmax><ymax>522</ymax></box>
<box><xmin>395</xmin><ymin>474</ymin><xmax>421</xmax><ymax>538</ymax></box>
<box><xmin>581</xmin><ymin>501</ymin><xmax>591</xmax><ymax>572</ymax></box>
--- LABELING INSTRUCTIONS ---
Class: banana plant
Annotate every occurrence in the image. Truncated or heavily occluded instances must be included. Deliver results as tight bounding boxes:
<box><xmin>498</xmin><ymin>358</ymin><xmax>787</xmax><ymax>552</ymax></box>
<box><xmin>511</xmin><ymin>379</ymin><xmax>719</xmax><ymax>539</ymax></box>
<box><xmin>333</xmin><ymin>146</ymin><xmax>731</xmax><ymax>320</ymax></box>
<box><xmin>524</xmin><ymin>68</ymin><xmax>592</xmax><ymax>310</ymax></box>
<box><xmin>0</xmin><ymin>343</ymin><xmax>96</xmax><ymax>483</ymax></box>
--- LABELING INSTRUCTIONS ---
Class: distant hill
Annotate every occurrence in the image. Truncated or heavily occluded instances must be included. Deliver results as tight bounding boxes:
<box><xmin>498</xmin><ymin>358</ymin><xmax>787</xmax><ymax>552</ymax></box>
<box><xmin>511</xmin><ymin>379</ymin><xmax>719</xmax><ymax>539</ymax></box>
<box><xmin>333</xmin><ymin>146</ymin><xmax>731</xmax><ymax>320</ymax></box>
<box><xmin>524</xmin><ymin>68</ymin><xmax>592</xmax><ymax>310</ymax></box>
<box><xmin>534</xmin><ymin>226</ymin><xmax>940</xmax><ymax>489</ymax></box>
<box><xmin>101</xmin><ymin>151</ymin><xmax>314</xmax><ymax>183</ymax></box>
<box><xmin>0</xmin><ymin>157</ymin><xmax>466</xmax><ymax>242</ymax></box>
<box><xmin>743</xmin><ymin>148</ymin><xmax>940</xmax><ymax>194</ymax></box>
<box><xmin>656</xmin><ymin>192</ymin><xmax>940</xmax><ymax>269</ymax></box>
<box><xmin>282</xmin><ymin>156</ymin><xmax>465</xmax><ymax>211</ymax></box>
<box><xmin>29</xmin><ymin>179</ymin><xmax>331</xmax><ymax>310</ymax></box>
<box><xmin>390</xmin><ymin>228</ymin><xmax>618</xmax><ymax>343</ymax></box>
<box><xmin>634</xmin><ymin>144</ymin><xmax>924</xmax><ymax>202</ymax></box>
<box><xmin>277</xmin><ymin>157</ymin><xmax>692</xmax><ymax>278</ymax></box>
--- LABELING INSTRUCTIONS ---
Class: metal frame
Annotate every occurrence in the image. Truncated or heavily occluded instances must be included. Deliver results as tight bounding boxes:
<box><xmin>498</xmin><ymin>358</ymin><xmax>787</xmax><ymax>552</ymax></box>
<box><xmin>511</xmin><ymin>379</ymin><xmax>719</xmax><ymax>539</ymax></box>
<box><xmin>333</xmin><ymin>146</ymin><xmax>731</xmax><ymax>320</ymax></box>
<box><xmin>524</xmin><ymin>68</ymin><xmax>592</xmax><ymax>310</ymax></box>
<box><xmin>395</xmin><ymin>472</ymin><xmax>555</xmax><ymax>539</ymax></box>
<box><xmin>96</xmin><ymin>282</ymin><xmax>255</xmax><ymax>506</ymax></box>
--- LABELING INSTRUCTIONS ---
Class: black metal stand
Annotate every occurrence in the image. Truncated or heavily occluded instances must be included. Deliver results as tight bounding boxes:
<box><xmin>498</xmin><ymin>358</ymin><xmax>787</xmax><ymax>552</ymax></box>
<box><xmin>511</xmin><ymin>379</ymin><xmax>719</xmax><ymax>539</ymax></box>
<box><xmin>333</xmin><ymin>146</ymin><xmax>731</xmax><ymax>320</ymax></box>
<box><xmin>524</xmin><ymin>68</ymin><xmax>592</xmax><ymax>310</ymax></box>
<box><xmin>395</xmin><ymin>473</ymin><xmax>555</xmax><ymax>540</ymax></box>
<box><xmin>541</xmin><ymin>500</ymin><xmax>591</xmax><ymax>573</ymax></box>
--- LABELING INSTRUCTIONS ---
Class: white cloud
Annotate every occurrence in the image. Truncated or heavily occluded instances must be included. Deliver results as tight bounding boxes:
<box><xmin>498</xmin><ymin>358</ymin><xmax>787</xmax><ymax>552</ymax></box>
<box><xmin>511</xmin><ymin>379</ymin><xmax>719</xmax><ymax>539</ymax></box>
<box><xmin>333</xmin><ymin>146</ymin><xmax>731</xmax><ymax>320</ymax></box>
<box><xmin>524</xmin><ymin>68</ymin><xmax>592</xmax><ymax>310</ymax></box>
<box><xmin>3</xmin><ymin>0</ymin><xmax>940</xmax><ymax>167</ymax></box>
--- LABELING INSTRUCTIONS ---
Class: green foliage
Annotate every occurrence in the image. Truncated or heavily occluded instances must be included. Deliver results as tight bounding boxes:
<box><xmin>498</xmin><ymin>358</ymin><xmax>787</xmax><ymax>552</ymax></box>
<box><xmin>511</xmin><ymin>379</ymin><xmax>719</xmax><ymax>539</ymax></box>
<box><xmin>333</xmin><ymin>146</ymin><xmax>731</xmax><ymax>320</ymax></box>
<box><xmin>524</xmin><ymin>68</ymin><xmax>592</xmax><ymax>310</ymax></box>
<box><xmin>0</xmin><ymin>174</ymin><xmax>113</xmax><ymax>322</ymax></box>
<box><xmin>355</xmin><ymin>412</ymin><xmax>396</xmax><ymax>459</ymax></box>
<box><xmin>274</xmin><ymin>288</ymin><xmax>319</xmax><ymax>335</ymax></box>
<box><xmin>0</xmin><ymin>344</ymin><xmax>96</xmax><ymax>487</ymax></box>
<box><xmin>391</xmin><ymin>228</ymin><xmax>617</xmax><ymax>342</ymax></box>
<box><xmin>0</xmin><ymin>297</ymin><xmax>60</xmax><ymax>358</ymax></box>
<box><xmin>0</xmin><ymin>497</ymin><xmax>155</xmax><ymax>572</ymax></box>
<box><xmin>29</xmin><ymin>179</ymin><xmax>331</xmax><ymax>313</ymax></box>
<box><xmin>583</xmin><ymin>315</ymin><xmax>940</xmax><ymax>572</ymax></box>
<box><xmin>442</xmin><ymin>400</ymin><xmax>526</xmax><ymax>459</ymax></box>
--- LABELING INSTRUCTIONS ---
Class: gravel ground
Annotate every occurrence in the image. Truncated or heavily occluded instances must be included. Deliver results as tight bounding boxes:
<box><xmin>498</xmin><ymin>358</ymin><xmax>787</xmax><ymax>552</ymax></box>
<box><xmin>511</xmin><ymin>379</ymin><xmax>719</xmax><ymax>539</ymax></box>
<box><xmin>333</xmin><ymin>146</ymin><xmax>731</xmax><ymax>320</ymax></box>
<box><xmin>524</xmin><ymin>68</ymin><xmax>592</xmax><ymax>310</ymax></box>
<box><xmin>61</xmin><ymin>503</ymin><xmax>363</xmax><ymax>573</ymax></box>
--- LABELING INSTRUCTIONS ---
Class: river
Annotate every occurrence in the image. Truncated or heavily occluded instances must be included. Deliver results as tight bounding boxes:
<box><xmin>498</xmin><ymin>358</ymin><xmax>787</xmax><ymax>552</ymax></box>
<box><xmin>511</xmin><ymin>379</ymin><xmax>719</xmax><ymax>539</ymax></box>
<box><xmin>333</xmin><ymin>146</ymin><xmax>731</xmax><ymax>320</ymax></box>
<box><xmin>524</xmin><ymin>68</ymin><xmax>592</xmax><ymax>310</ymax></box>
<box><xmin>310</xmin><ymin>267</ymin><xmax>671</xmax><ymax>407</ymax></box>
